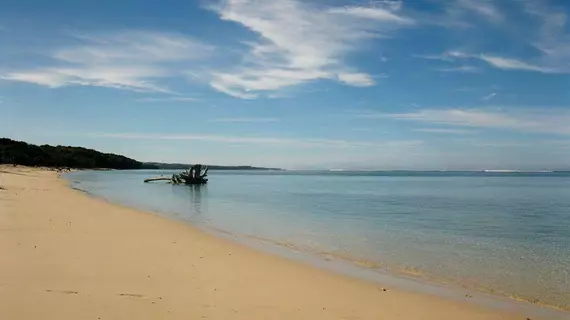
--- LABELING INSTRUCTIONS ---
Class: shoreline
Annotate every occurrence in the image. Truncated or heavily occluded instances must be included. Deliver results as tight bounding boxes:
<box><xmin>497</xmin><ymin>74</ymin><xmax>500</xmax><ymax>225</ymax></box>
<box><xmin>67</xmin><ymin>170</ymin><xmax>570</xmax><ymax>314</ymax></box>
<box><xmin>1</xmin><ymin>166</ymin><xmax>568</xmax><ymax>319</ymax></box>
<box><xmin>207</xmin><ymin>228</ymin><xmax>570</xmax><ymax>314</ymax></box>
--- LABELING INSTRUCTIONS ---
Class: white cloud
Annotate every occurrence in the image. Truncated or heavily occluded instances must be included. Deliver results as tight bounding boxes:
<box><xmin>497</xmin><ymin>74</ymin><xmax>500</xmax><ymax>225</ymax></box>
<box><xmin>136</xmin><ymin>96</ymin><xmax>199</xmax><ymax>102</ymax></box>
<box><xmin>375</xmin><ymin>108</ymin><xmax>570</xmax><ymax>135</ymax></box>
<box><xmin>478</xmin><ymin>55</ymin><xmax>550</xmax><ymax>72</ymax></box>
<box><xmin>89</xmin><ymin>132</ymin><xmax>422</xmax><ymax>148</ymax></box>
<box><xmin>523</xmin><ymin>1</ymin><xmax>570</xmax><ymax>65</ymax></box>
<box><xmin>418</xmin><ymin>1</ymin><xmax>570</xmax><ymax>74</ymax></box>
<box><xmin>3</xmin><ymin>66</ymin><xmax>171</xmax><ymax>92</ymax></box>
<box><xmin>428</xmin><ymin>0</ymin><xmax>503</xmax><ymax>29</ymax></box>
<box><xmin>435</xmin><ymin>65</ymin><xmax>480</xmax><ymax>73</ymax></box>
<box><xmin>417</xmin><ymin>51</ymin><xmax>554</xmax><ymax>73</ymax></box>
<box><xmin>337</xmin><ymin>72</ymin><xmax>378</xmax><ymax>87</ymax></box>
<box><xmin>327</xmin><ymin>6</ymin><xmax>414</xmax><ymax>24</ymax></box>
<box><xmin>2</xmin><ymin>71</ymin><xmax>72</xmax><ymax>88</ymax></box>
<box><xmin>413</xmin><ymin>128</ymin><xmax>476</xmax><ymax>134</ymax></box>
<box><xmin>208</xmin><ymin>0</ymin><xmax>413</xmax><ymax>98</ymax></box>
<box><xmin>415</xmin><ymin>51</ymin><xmax>467</xmax><ymax>61</ymax></box>
<box><xmin>1</xmin><ymin>31</ymin><xmax>213</xmax><ymax>93</ymax></box>
<box><xmin>56</xmin><ymin>31</ymin><xmax>211</xmax><ymax>63</ymax></box>
<box><xmin>481</xmin><ymin>92</ymin><xmax>496</xmax><ymax>101</ymax></box>
<box><xmin>472</xmin><ymin>141</ymin><xmax>535</xmax><ymax>148</ymax></box>
<box><xmin>209</xmin><ymin>81</ymin><xmax>257</xmax><ymax>99</ymax></box>
<box><xmin>454</xmin><ymin>0</ymin><xmax>503</xmax><ymax>23</ymax></box>
<box><xmin>211</xmin><ymin>68</ymin><xmax>330</xmax><ymax>92</ymax></box>
<box><xmin>212</xmin><ymin>117</ymin><xmax>280</xmax><ymax>123</ymax></box>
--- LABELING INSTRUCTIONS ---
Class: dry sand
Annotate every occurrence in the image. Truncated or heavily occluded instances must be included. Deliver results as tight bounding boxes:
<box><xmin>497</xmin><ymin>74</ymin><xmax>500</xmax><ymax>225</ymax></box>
<box><xmin>0</xmin><ymin>166</ymin><xmax>556</xmax><ymax>319</ymax></box>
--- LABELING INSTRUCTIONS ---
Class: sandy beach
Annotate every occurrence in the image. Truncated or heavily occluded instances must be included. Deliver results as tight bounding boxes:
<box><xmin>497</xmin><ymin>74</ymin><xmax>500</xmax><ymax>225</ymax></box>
<box><xmin>0</xmin><ymin>166</ymin><xmax>557</xmax><ymax>320</ymax></box>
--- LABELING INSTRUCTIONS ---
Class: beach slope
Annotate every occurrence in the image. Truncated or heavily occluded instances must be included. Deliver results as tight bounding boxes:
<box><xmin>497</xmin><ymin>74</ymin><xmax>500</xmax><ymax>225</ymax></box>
<box><xmin>0</xmin><ymin>166</ymin><xmax>540</xmax><ymax>319</ymax></box>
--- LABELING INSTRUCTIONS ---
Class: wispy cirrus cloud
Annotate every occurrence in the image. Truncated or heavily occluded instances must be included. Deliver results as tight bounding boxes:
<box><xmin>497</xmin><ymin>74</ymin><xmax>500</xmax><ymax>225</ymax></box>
<box><xmin>2</xmin><ymin>66</ymin><xmax>172</xmax><ymax>92</ymax></box>
<box><xmin>522</xmin><ymin>1</ymin><xmax>570</xmax><ymax>72</ymax></box>
<box><xmin>207</xmin><ymin>0</ymin><xmax>414</xmax><ymax>98</ymax></box>
<box><xmin>88</xmin><ymin>132</ymin><xmax>423</xmax><ymax>148</ymax></box>
<box><xmin>417</xmin><ymin>51</ymin><xmax>553</xmax><ymax>73</ymax></box>
<box><xmin>481</xmin><ymin>92</ymin><xmax>496</xmax><ymax>101</ymax></box>
<box><xmin>434</xmin><ymin>65</ymin><xmax>480</xmax><ymax>73</ymax></box>
<box><xmin>413</xmin><ymin>128</ymin><xmax>476</xmax><ymax>134</ymax></box>
<box><xmin>327</xmin><ymin>5</ymin><xmax>414</xmax><ymax>24</ymax></box>
<box><xmin>136</xmin><ymin>96</ymin><xmax>199</xmax><ymax>103</ymax></box>
<box><xmin>211</xmin><ymin>117</ymin><xmax>280</xmax><ymax>123</ymax></box>
<box><xmin>337</xmin><ymin>72</ymin><xmax>379</xmax><ymax>87</ymax></box>
<box><xmin>451</xmin><ymin>0</ymin><xmax>503</xmax><ymax>23</ymax></box>
<box><xmin>426</xmin><ymin>0</ymin><xmax>503</xmax><ymax>29</ymax></box>
<box><xmin>418</xmin><ymin>1</ymin><xmax>570</xmax><ymax>74</ymax></box>
<box><xmin>1</xmin><ymin>30</ymin><xmax>213</xmax><ymax>93</ymax></box>
<box><xmin>350</xmin><ymin>128</ymin><xmax>372</xmax><ymax>132</ymax></box>
<box><xmin>370</xmin><ymin>108</ymin><xmax>570</xmax><ymax>135</ymax></box>
<box><xmin>478</xmin><ymin>54</ymin><xmax>551</xmax><ymax>72</ymax></box>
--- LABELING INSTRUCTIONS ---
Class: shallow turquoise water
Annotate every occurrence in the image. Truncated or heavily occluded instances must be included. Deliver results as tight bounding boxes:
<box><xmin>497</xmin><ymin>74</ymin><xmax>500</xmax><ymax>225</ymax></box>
<box><xmin>67</xmin><ymin>170</ymin><xmax>570</xmax><ymax>309</ymax></box>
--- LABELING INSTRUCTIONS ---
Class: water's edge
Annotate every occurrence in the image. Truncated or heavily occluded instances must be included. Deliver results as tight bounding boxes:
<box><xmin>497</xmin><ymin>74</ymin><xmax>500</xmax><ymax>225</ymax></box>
<box><xmin>62</xmin><ymin>173</ymin><xmax>570</xmax><ymax>320</ymax></box>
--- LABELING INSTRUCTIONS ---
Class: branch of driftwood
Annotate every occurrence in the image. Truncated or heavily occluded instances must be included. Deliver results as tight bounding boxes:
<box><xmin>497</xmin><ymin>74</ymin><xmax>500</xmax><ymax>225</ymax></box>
<box><xmin>144</xmin><ymin>164</ymin><xmax>208</xmax><ymax>185</ymax></box>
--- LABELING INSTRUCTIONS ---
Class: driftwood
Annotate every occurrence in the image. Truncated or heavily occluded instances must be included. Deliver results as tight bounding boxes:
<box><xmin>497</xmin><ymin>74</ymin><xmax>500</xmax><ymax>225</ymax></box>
<box><xmin>143</xmin><ymin>177</ymin><xmax>172</xmax><ymax>183</ymax></box>
<box><xmin>144</xmin><ymin>164</ymin><xmax>208</xmax><ymax>185</ymax></box>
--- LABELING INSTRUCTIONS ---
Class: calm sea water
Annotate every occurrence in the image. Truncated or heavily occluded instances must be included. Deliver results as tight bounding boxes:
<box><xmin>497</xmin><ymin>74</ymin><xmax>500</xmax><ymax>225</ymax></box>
<box><xmin>66</xmin><ymin>170</ymin><xmax>570</xmax><ymax>309</ymax></box>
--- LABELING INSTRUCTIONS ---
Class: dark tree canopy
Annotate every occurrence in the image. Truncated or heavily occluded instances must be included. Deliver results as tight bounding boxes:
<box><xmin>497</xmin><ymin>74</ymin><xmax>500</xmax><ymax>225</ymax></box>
<box><xmin>0</xmin><ymin>138</ymin><xmax>157</xmax><ymax>170</ymax></box>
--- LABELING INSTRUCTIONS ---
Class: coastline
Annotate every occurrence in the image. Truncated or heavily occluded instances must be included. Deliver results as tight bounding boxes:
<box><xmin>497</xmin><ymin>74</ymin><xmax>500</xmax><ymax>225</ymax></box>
<box><xmin>0</xmin><ymin>166</ymin><xmax>566</xmax><ymax>320</ymax></box>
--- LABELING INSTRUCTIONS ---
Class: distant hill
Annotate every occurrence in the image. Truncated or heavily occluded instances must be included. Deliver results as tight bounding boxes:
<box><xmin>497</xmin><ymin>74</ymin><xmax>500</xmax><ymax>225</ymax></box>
<box><xmin>144</xmin><ymin>162</ymin><xmax>282</xmax><ymax>171</ymax></box>
<box><xmin>0</xmin><ymin>138</ymin><xmax>281</xmax><ymax>171</ymax></box>
<box><xmin>0</xmin><ymin>138</ymin><xmax>157</xmax><ymax>170</ymax></box>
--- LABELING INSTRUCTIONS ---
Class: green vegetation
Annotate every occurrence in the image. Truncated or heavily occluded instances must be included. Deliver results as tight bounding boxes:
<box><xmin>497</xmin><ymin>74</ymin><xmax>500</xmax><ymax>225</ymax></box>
<box><xmin>0</xmin><ymin>138</ymin><xmax>280</xmax><ymax>171</ymax></box>
<box><xmin>0</xmin><ymin>138</ymin><xmax>157</xmax><ymax>170</ymax></box>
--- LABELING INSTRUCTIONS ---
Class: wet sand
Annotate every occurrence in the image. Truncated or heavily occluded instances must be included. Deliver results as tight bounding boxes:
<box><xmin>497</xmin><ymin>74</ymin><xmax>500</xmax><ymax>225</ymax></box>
<box><xmin>0</xmin><ymin>166</ymin><xmax>556</xmax><ymax>319</ymax></box>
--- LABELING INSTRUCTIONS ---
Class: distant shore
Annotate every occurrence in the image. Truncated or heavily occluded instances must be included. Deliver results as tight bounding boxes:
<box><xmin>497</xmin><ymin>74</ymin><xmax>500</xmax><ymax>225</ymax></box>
<box><xmin>0</xmin><ymin>165</ymin><xmax>563</xmax><ymax>320</ymax></box>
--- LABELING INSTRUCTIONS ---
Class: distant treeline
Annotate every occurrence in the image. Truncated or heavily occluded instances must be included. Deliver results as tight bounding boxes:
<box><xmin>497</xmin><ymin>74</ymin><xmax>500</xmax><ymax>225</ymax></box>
<box><xmin>144</xmin><ymin>162</ymin><xmax>281</xmax><ymax>171</ymax></box>
<box><xmin>0</xmin><ymin>138</ymin><xmax>281</xmax><ymax>171</ymax></box>
<box><xmin>0</xmin><ymin>138</ymin><xmax>157</xmax><ymax>170</ymax></box>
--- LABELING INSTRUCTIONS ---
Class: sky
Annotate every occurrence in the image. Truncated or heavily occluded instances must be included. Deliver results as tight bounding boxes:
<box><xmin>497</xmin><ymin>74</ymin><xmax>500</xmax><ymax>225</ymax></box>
<box><xmin>1</xmin><ymin>0</ymin><xmax>570</xmax><ymax>170</ymax></box>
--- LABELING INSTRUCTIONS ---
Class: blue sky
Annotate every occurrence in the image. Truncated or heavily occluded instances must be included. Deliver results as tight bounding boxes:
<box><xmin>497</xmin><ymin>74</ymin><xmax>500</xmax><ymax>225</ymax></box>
<box><xmin>1</xmin><ymin>0</ymin><xmax>570</xmax><ymax>170</ymax></box>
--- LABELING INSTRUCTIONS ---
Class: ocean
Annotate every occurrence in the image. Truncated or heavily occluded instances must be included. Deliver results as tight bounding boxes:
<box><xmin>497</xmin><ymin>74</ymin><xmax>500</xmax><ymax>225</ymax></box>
<box><xmin>66</xmin><ymin>170</ymin><xmax>570</xmax><ymax>310</ymax></box>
